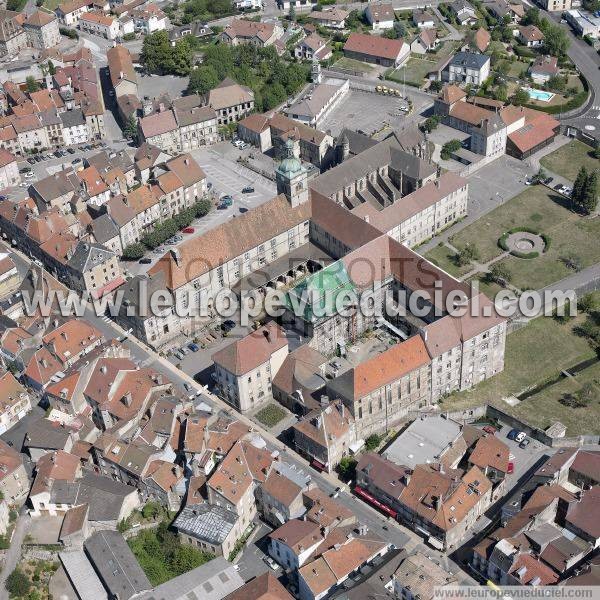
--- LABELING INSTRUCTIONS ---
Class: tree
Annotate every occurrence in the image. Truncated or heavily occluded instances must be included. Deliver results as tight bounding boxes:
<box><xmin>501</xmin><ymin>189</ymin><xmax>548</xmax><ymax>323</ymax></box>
<box><xmin>422</xmin><ymin>115</ymin><xmax>440</xmax><ymax>133</ymax></box>
<box><xmin>561</xmin><ymin>252</ymin><xmax>583</xmax><ymax>272</ymax></box>
<box><xmin>337</xmin><ymin>456</ymin><xmax>357</xmax><ymax>480</ymax></box>
<box><xmin>5</xmin><ymin>568</ymin><xmax>31</xmax><ymax>597</ymax></box>
<box><xmin>47</xmin><ymin>60</ymin><xmax>56</xmax><ymax>76</ymax></box>
<box><xmin>188</xmin><ymin>65</ymin><xmax>220</xmax><ymax>95</ymax></box>
<box><xmin>429</xmin><ymin>80</ymin><xmax>443</xmax><ymax>93</ymax></box>
<box><xmin>141</xmin><ymin>31</ymin><xmax>191</xmax><ymax>75</ymax></box>
<box><xmin>488</xmin><ymin>262</ymin><xmax>512</xmax><ymax>285</ymax></box>
<box><xmin>142</xmin><ymin>502</ymin><xmax>161</xmax><ymax>520</ymax></box>
<box><xmin>512</xmin><ymin>87</ymin><xmax>530</xmax><ymax>106</ymax></box>
<box><xmin>455</xmin><ymin>243</ymin><xmax>480</xmax><ymax>266</ymax></box>
<box><xmin>365</xmin><ymin>433</ymin><xmax>382</xmax><ymax>451</ymax></box>
<box><xmin>523</xmin><ymin>6</ymin><xmax>540</xmax><ymax>25</ymax></box>
<box><xmin>547</xmin><ymin>75</ymin><xmax>566</xmax><ymax>92</ymax></box>
<box><xmin>440</xmin><ymin>139</ymin><xmax>461</xmax><ymax>160</ymax></box>
<box><xmin>194</xmin><ymin>198</ymin><xmax>212</xmax><ymax>217</ymax></box>
<box><xmin>122</xmin><ymin>243</ymin><xmax>145</xmax><ymax>261</ymax></box>
<box><xmin>123</xmin><ymin>115</ymin><xmax>138</xmax><ymax>142</ymax></box>
<box><xmin>540</xmin><ymin>21</ymin><xmax>570</xmax><ymax>56</ymax></box>
<box><xmin>289</xmin><ymin>3</ymin><xmax>296</xmax><ymax>21</ymax></box>
<box><xmin>25</xmin><ymin>76</ymin><xmax>39</xmax><ymax>93</ymax></box>
<box><xmin>572</xmin><ymin>166</ymin><xmax>588</xmax><ymax>209</ymax></box>
<box><xmin>495</xmin><ymin>84</ymin><xmax>508</xmax><ymax>102</ymax></box>
<box><xmin>582</xmin><ymin>170</ymin><xmax>598</xmax><ymax>214</ymax></box>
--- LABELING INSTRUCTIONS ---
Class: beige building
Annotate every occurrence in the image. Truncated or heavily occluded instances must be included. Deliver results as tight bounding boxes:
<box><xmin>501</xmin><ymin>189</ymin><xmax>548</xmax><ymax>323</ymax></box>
<box><xmin>292</xmin><ymin>399</ymin><xmax>355</xmax><ymax>473</ymax></box>
<box><xmin>0</xmin><ymin>371</ymin><xmax>31</xmax><ymax>436</ymax></box>
<box><xmin>0</xmin><ymin>253</ymin><xmax>20</xmax><ymax>299</ymax></box>
<box><xmin>220</xmin><ymin>18</ymin><xmax>283</xmax><ymax>47</ymax></box>
<box><xmin>23</xmin><ymin>11</ymin><xmax>61</xmax><ymax>50</ymax></box>
<box><xmin>79</xmin><ymin>12</ymin><xmax>120</xmax><ymax>40</ymax></box>
<box><xmin>0</xmin><ymin>148</ymin><xmax>19</xmax><ymax>190</ymax></box>
<box><xmin>0</xmin><ymin>9</ymin><xmax>28</xmax><ymax>57</ymax></box>
<box><xmin>0</xmin><ymin>439</ymin><xmax>28</xmax><ymax>502</ymax></box>
<box><xmin>55</xmin><ymin>0</ymin><xmax>91</xmax><ymax>26</ymax></box>
<box><xmin>213</xmin><ymin>322</ymin><xmax>289</xmax><ymax>413</ymax></box>
<box><xmin>207</xmin><ymin>78</ymin><xmax>254</xmax><ymax>126</ymax></box>
<box><xmin>107</xmin><ymin>45</ymin><xmax>138</xmax><ymax>98</ymax></box>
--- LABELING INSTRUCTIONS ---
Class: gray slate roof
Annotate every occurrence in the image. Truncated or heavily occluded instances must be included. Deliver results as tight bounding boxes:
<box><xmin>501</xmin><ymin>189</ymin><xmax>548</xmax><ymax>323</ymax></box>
<box><xmin>173</xmin><ymin>503</ymin><xmax>237</xmax><ymax>545</ymax></box>
<box><xmin>449</xmin><ymin>51</ymin><xmax>490</xmax><ymax>70</ymax></box>
<box><xmin>91</xmin><ymin>214</ymin><xmax>119</xmax><ymax>244</ymax></box>
<box><xmin>67</xmin><ymin>241</ymin><xmax>115</xmax><ymax>273</ymax></box>
<box><xmin>136</xmin><ymin>557</ymin><xmax>243</xmax><ymax>600</ymax></box>
<box><xmin>84</xmin><ymin>531</ymin><xmax>151</xmax><ymax>600</ymax></box>
<box><xmin>50</xmin><ymin>472</ymin><xmax>137</xmax><ymax>523</ymax></box>
<box><xmin>60</xmin><ymin>109</ymin><xmax>86</xmax><ymax>128</ymax></box>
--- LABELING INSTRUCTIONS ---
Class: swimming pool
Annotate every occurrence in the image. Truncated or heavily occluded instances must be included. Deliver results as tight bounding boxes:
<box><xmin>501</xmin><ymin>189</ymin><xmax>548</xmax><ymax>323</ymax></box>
<box><xmin>525</xmin><ymin>88</ymin><xmax>555</xmax><ymax>102</ymax></box>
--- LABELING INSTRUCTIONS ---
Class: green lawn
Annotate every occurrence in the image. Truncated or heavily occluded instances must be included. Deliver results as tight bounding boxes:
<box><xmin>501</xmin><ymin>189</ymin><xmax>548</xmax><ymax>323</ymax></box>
<box><xmin>43</xmin><ymin>0</ymin><xmax>61</xmax><ymax>10</ymax></box>
<box><xmin>466</xmin><ymin>274</ymin><xmax>504</xmax><ymax>299</ymax></box>
<box><xmin>440</xmin><ymin>315</ymin><xmax>596</xmax><ymax>423</ymax></box>
<box><xmin>424</xmin><ymin>243</ymin><xmax>472</xmax><ymax>279</ymax></box>
<box><xmin>505</xmin><ymin>360</ymin><xmax>600</xmax><ymax>436</ymax></box>
<box><xmin>388</xmin><ymin>58</ymin><xmax>437</xmax><ymax>85</ymax></box>
<box><xmin>450</xmin><ymin>185</ymin><xmax>600</xmax><ymax>290</ymax></box>
<box><xmin>540</xmin><ymin>139</ymin><xmax>599</xmax><ymax>182</ymax></box>
<box><xmin>333</xmin><ymin>57</ymin><xmax>375</xmax><ymax>74</ymax></box>
<box><xmin>254</xmin><ymin>403</ymin><xmax>287</xmax><ymax>427</ymax></box>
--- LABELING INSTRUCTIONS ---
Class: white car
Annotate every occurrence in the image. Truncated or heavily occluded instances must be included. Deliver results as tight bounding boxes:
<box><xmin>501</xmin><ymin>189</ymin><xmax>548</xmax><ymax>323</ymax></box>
<box><xmin>263</xmin><ymin>556</ymin><xmax>279</xmax><ymax>571</ymax></box>
<box><xmin>515</xmin><ymin>432</ymin><xmax>526</xmax><ymax>443</ymax></box>
<box><xmin>24</xmin><ymin>172</ymin><xmax>35</xmax><ymax>179</ymax></box>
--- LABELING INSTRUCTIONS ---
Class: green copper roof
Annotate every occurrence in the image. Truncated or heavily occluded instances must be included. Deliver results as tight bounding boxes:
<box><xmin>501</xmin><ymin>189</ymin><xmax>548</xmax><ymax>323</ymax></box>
<box><xmin>285</xmin><ymin>261</ymin><xmax>356</xmax><ymax>323</ymax></box>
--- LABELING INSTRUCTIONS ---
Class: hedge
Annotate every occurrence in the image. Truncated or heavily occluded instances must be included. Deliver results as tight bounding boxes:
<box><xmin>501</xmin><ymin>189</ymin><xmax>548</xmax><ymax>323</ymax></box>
<box><xmin>498</xmin><ymin>227</ymin><xmax>549</xmax><ymax>258</ymax></box>
<box><xmin>512</xmin><ymin>250</ymin><xmax>539</xmax><ymax>259</ymax></box>
<box><xmin>541</xmin><ymin>233</ymin><xmax>551</xmax><ymax>251</ymax></box>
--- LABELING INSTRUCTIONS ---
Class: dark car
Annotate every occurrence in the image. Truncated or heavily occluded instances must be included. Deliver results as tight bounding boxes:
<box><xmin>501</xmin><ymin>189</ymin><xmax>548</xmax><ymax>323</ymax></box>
<box><xmin>67</xmin><ymin>148</ymin><xmax>76</xmax><ymax>154</ymax></box>
<box><xmin>54</xmin><ymin>150</ymin><xmax>62</xmax><ymax>158</ymax></box>
<box><xmin>0</xmin><ymin>195</ymin><xmax>6</xmax><ymax>201</ymax></box>
<box><xmin>138</xmin><ymin>257</ymin><xmax>152</xmax><ymax>264</ymax></box>
<box><xmin>34</xmin><ymin>155</ymin><xmax>42</xmax><ymax>162</ymax></box>
<box><xmin>19</xmin><ymin>167</ymin><xmax>31</xmax><ymax>174</ymax></box>
<box><xmin>554</xmin><ymin>183</ymin><xmax>563</xmax><ymax>190</ymax></box>
<box><xmin>221</xmin><ymin>319</ymin><xmax>236</xmax><ymax>332</ymax></box>
<box><xmin>544</xmin><ymin>177</ymin><xmax>553</xmax><ymax>185</ymax></box>
<box><xmin>188</xmin><ymin>343</ymin><xmax>199</xmax><ymax>352</ymax></box>
<box><xmin>27</xmin><ymin>157</ymin><xmax>36</xmax><ymax>164</ymax></box>
<box><xmin>519</xmin><ymin>438</ymin><xmax>531</xmax><ymax>449</ymax></box>
<box><xmin>507</xmin><ymin>428</ymin><xmax>520</xmax><ymax>440</ymax></box>
<box><xmin>242</xmin><ymin>186</ymin><xmax>254</xmax><ymax>193</ymax></box>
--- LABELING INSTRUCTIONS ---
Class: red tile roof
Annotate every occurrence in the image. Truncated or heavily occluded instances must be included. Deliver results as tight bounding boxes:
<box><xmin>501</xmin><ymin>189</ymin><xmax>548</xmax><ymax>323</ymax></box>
<box><xmin>344</xmin><ymin>32</ymin><xmax>406</xmax><ymax>61</ymax></box>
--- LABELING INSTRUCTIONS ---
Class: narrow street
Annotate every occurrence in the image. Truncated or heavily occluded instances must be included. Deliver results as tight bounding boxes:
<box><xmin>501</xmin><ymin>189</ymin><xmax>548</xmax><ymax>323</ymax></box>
<box><xmin>0</xmin><ymin>514</ymin><xmax>31</xmax><ymax>600</ymax></box>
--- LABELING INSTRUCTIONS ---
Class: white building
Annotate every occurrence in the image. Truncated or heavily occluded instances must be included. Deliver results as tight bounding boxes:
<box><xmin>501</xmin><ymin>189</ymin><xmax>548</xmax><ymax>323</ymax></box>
<box><xmin>0</xmin><ymin>149</ymin><xmax>19</xmax><ymax>189</ymax></box>
<box><xmin>60</xmin><ymin>110</ymin><xmax>89</xmax><ymax>146</ymax></box>
<box><xmin>364</xmin><ymin>3</ymin><xmax>395</xmax><ymax>30</ymax></box>
<box><xmin>78</xmin><ymin>11</ymin><xmax>119</xmax><ymax>39</ymax></box>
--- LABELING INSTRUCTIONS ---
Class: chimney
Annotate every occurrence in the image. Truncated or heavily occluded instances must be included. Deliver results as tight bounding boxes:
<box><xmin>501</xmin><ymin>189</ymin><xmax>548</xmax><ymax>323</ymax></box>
<box><xmin>363</xmin><ymin>215</ymin><xmax>369</xmax><ymax>223</ymax></box>
<box><xmin>435</xmin><ymin>495</ymin><xmax>442</xmax><ymax>511</ymax></box>
<box><xmin>420</xmin><ymin>328</ymin><xmax>428</xmax><ymax>342</ymax></box>
<box><xmin>61</xmin><ymin>331</ymin><xmax>68</xmax><ymax>340</ymax></box>
<box><xmin>119</xmin><ymin>71</ymin><xmax>124</xmax><ymax>80</ymax></box>
<box><xmin>170</xmin><ymin>247</ymin><xmax>181</xmax><ymax>266</ymax></box>
<box><xmin>121</xmin><ymin>392</ymin><xmax>132</xmax><ymax>407</ymax></box>
<box><xmin>263</xmin><ymin>328</ymin><xmax>271</xmax><ymax>343</ymax></box>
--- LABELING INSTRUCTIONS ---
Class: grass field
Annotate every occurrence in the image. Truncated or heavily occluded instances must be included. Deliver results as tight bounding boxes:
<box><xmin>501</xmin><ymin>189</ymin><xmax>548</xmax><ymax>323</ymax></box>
<box><xmin>43</xmin><ymin>0</ymin><xmax>61</xmax><ymax>10</ymax></box>
<box><xmin>388</xmin><ymin>58</ymin><xmax>437</xmax><ymax>85</ymax></box>
<box><xmin>439</xmin><ymin>315</ymin><xmax>597</xmax><ymax>435</ymax></box>
<box><xmin>540</xmin><ymin>139</ymin><xmax>599</xmax><ymax>182</ymax></box>
<box><xmin>333</xmin><ymin>57</ymin><xmax>375</xmax><ymax>74</ymax></box>
<box><xmin>505</xmin><ymin>361</ymin><xmax>600</xmax><ymax>436</ymax></box>
<box><xmin>424</xmin><ymin>243</ymin><xmax>472</xmax><ymax>279</ymax></box>
<box><xmin>449</xmin><ymin>185</ymin><xmax>600</xmax><ymax>290</ymax></box>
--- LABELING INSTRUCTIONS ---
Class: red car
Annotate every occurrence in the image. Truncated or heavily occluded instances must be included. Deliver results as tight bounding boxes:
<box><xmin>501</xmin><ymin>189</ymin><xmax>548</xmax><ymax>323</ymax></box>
<box><xmin>483</xmin><ymin>425</ymin><xmax>497</xmax><ymax>435</ymax></box>
<box><xmin>182</xmin><ymin>227</ymin><xmax>195</xmax><ymax>234</ymax></box>
<box><xmin>507</xmin><ymin>462</ymin><xmax>514</xmax><ymax>474</ymax></box>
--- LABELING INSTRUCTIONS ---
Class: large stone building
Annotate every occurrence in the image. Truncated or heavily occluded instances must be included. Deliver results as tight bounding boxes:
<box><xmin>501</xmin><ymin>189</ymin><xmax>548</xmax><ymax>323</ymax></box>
<box><xmin>23</xmin><ymin>10</ymin><xmax>61</xmax><ymax>50</ymax></box>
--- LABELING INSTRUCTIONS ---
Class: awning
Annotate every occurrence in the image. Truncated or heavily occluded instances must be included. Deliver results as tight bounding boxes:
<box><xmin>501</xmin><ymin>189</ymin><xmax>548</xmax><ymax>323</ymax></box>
<box><xmin>311</xmin><ymin>458</ymin><xmax>326</xmax><ymax>471</ymax></box>
<box><xmin>354</xmin><ymin>485</ymin><xmax>397</xmax><ymax>518</ymax></box>
<box><xmin>349</xmin><ymin>439</ymin><xmax>365</xmax><ymax>454</ymax></box>
<box><xmin>92</xmin><ymin>275</ymin><xmax>125</xmax><ymax>299</ymax></box>
<box><xmin>427</xmin><ymin>535</ymin><xmax>445</xmax><ymax>550</ymax></box>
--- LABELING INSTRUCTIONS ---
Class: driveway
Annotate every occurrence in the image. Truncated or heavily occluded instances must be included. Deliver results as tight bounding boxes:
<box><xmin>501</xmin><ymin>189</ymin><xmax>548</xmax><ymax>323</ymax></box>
<box><xmin>0</xmin><ymin>514</ymin><xmax>30</xmax><ymax>599</ymax></box>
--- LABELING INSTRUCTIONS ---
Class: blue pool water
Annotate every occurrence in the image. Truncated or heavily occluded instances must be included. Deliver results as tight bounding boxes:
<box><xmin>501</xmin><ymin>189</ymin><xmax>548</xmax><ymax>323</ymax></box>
<box><xmin>525</xmin><ymin>88</ymin><xmax>555</xmax><ymax>102</ymax></box>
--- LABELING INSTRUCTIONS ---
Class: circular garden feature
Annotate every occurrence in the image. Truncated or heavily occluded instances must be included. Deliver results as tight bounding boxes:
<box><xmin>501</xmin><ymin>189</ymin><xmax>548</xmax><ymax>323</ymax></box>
<box><xmin>499</xmin><ymin>227</ymin><xmax>549</xmax><ymax>259</ymax></box>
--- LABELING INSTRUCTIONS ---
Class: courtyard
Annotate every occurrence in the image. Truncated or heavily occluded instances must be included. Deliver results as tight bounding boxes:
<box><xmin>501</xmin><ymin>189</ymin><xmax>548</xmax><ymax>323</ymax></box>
<box><xmin>447</xmin><ymin>185</ymin><xmax>600</xmax><ymax>291</ymax></box>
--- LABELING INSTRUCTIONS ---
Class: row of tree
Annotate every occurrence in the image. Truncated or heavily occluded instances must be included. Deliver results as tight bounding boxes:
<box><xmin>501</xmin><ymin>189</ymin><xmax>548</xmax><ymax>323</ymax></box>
<box><xmin>572</xmin><ymin>166</ymin><xmax>599</xmax><ymax>215</ymax></box>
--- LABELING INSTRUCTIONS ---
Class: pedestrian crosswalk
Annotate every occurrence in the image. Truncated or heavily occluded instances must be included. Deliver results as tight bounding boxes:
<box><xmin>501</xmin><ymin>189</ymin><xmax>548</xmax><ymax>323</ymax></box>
<box><xmin>101</xmin><ymin>315</ymin><xmax>113</xmax><ymax>324</ymax></box>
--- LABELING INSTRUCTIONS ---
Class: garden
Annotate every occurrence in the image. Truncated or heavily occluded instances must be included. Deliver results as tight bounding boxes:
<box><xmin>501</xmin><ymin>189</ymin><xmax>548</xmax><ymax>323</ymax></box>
<box><xmin>254</xmin><ymin>403</ymin><xmax>288</xmax><ymax>428</ymax></box>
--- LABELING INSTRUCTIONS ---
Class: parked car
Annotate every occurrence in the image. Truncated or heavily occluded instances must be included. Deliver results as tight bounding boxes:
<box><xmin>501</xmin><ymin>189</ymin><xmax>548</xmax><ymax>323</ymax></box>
<box><xmin>139</xmin><ymin>257</ymin><xmax>152</xmax><ymax>264</ymax></box>
<box><xmin>507</xmin><ymin>461</ymin><xmax>514</xmax><ymax>474</ymax></box>
<box><xmin>174</xmin><ymin>351</ymin><xmax>184</xmax><ymax>360</ymax></box>
<box><xmin>263</xmin><ymin>556</ymin><xmax>279</xmax><ymax>571</ymax></box>
<box><xmin>188</xmin><ymin>343</ymin><xmax>199</xmax><ymax>352</ymax></box>
<box><xmin>24</xmin><ymin>172</ymin><xmax>35</xmax><ymax>179</ymax></box>
<box><xmin>544</xmin><ymin>177</ymin><xmax>553</xmax><ymax>185</ymax></box>
<box><xmin>182</xmin><ymin>227</ymin><xmax>195</xmax><ymax>234</ymax></box>
<box><xmin>507</xmin><ymin>428</ymin><xmax>521</xmax><ymax>440</ymax></box>
<box><xmin>0</xmin><ymin>195</ymin><xmax>6</xmax><ymax>201</ymax></box>
<box><xmin>519</xmin><ymin>438</ymin><xmax>531</xmax><ymax>448</ymax></box>
<box><xmin>183</xmin><ymin>382</ymin><xmax>192</xmax><ymax>392</ymax></box>
<box><xmin>515</xmin><ymin>431</ymin><xmax>526</xmax><ymax>443</ymax></box>
<box><xmin>27</xmin><ymin>157</ymin><xmax>36</xmax><ymax>164</ymax></box>
<box><xmin>221</xmin><ymin>319</ymin><xmax>236</xmax><ymax>332</ymax></box>
<box><xmin>483</xmin><ymin>425</ymin><xmax>497</xmax><ymax>435</ymax></box>
<box><xmin>71</xmin><ymin>158</ymin><xmax>82</xmax><ymax>165</ymax></box>
<box><xmin>67</xmin><ymin>148</ymin><xmax>76</xmax><ymax>154</ymax></box>
<box><xmin>554</xmin><ymin>183</ymin><xmax>563</xmax><ymax>190</ymax></box>
<box><xmin>54</xmin><ymin>150</ymin><xmax>62</xmax><ymax>158</ymax></box>
<box><xmin>242</xmin><ymin>186</ymin><xmax>254</xmax><ymax>193</ymax></box>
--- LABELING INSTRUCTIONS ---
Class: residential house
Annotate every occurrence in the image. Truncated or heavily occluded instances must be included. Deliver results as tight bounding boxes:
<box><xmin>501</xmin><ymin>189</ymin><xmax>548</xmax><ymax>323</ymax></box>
<box><xmin>0</xmin><ymin>253</ymin><xmax>20</xmax><ymax>299</ymax></box>
<box><xmin>473</xmin><ymin>26</ymin><xmax>491</xmax><ymax>52</ymax></box>
<box><xmin>107</xmin><ymin>45</ymin><xmax>137</xmax><ymax>99</ymax></box>
<box><xmin>292</xmin><ymin>399</ymin><xmax>355</xmax><ymax>473</ymax></box>
<box><xmin>268</xmin><ymin>519</ymin><xmax>324</xmax><ymax>571</ymax></box>
<box><xmin>55</xmin><ymin>0</ymin><xmax>91</xmax><ymax>26</ymax></box>
<box><xmin>364</xmin><ymin>3</ymin><xmax>395</xmax><ymax>30</ymax></box>
<box><xmin>443</xmin><ymin>52</ymin><xmax>491</xmax><ymax>85</ymax></box>
<box><xmin>517</xmin><ymin>24</ymin><xmax>544</xmax><ymax>46</ymax></box>
<box><xmin>294</xmin><ymin>32</ymin><xmax>332</xmax><ymax>61</ymax></box>
<box><xmin>393</xmin><ymin>553</ymin><xmax>457</xmax><ymax>600</ymax></box>
<box><xmin>255</xmin><ymin>470</ymin><xmax>305</xmax><ymax>526</ymax></box>
<box><xmin>78</xmin><ymin>12</ymin><xmax>120</xmax><ymax>40</ymax></box>
<box><xmin>0</xmin><ymin>9</ymin><xmax>28</xmax><ymax>57</ymax></box>
<box><xmin>0</xmin><ymin>439</ymin><xmax>28</xmax><ymax>501</ymax></box>
<box><xmin>411</xmin><ymin>28</ymin><xmax>438</xmax><ymax>53</ymax></box>
<box><xmin>0</xmin><ymin>371</ymin><xmax>31</xmax><ymax>436</ymax></box>
<box><xmin>309</xmin><ymin>8</ymin><xmax>349</xmax><ymax>29</ymax></box>
<box><xmin>449</xmin><ymin>0</ymin><xmax>477</xmax><ymax>24</ymax></box>
<box><xmin>132</xmin><ymin>3</ymin><xmax>168</xmax><ymax>34</ymax></box>
<box><xmin>220</xmin><ymin>19</ymin><xmax>283</xmax><ymax>47</ymax></box>
<box><xmin>412</xmin><ymin>9</ymin><xmax>435</xmax><ymax>27</ymax></box>
<box><xmin>60</xmin><ymin>109</ymin><xmax>89</xmax><ymax>146</ymax></box>
<box><xmin>168</xmin><ymin>21</ymin><xmax>212</xmax><ymax>46</ymax></box>
<box><xmin>224</xmin><ymin>573</ymin><xmax>293</xmax><ymax>600</ymax></box>
<box><xmin>0</xmin><ymin>148</ymin><xmax>19</xmax><ymax>189</ymax></box>
<box><xmin>529</xmin><ymin>55</ymin><xmax>559</xmax><ymax>84</ymax></box>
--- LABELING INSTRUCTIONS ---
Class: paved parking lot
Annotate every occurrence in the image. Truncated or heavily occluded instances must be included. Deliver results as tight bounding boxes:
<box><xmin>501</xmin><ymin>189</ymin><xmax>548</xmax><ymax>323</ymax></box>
<box><xmin>138</xmin><ymin>73</ymin><xmax>190</xmax><ymax>101</ymax></box>
<box><xmin>320</xmin><ymin>89</ymin><xmax>431</xmax><ymax>137</ymax></box>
